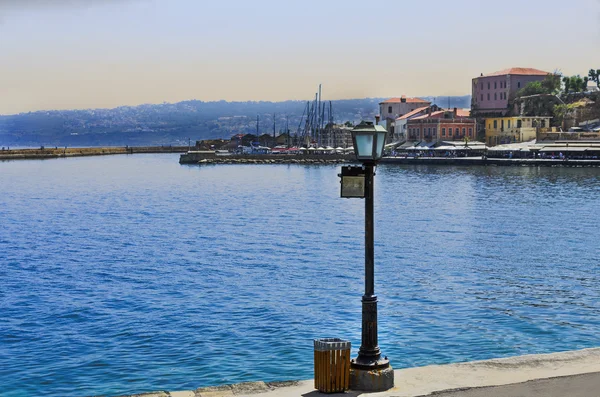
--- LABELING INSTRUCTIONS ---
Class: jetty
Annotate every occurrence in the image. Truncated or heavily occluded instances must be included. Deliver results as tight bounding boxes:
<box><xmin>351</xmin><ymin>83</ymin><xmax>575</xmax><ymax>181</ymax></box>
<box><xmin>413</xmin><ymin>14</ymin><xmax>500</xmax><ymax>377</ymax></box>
<box><xmin>0</xmin><ymin>146</ymin><xmax>188</xmax><ymax>161</ymax></box>
<box><xmin>179</xmin><ymin>151</ymin><xmax>354</xmax><ymax>165</ymax></box>
<box><xmin>179</xmin><ymin>151</ymin><xmax>600</xmax><ymax>167</ymax></box>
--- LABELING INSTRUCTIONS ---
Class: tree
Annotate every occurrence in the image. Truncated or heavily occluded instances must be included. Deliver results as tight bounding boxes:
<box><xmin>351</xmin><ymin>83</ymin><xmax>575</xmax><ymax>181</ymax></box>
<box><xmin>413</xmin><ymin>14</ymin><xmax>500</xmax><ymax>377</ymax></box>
<box><xmin>562</xmin><ymin>75</ymin><xmax>587</xmax><ymax>93</ymax></box>
<box><xmin>541</xmin><ymin>73</ymin><xmax>562</xmax><ymax>94</ymax></box>
<box><xmin>516</xmin><ymin>74</ymin><xmax>561</xmax><ymax>98</ymax></box>
<box><xmin>514</xmin><ymin>75</ymin><xmax>563</xmax><ymax>117</ymax></box>
<box><xmin>589</xmin><ymin>69</ymin><xmax>600</xmax><ymax>86</ymax></box>
<box><xmin>563</xmin><ymin>76</ymin><xmax>571</xmax><ymax>93</ymax></box>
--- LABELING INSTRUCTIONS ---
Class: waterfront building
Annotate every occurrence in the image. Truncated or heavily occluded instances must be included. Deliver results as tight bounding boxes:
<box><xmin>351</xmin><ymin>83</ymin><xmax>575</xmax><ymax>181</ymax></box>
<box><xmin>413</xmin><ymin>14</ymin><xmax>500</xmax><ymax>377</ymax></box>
<box><xmin>276</xmin><ymin>133</ymin><xmax>292</xmax><ymax>147</ymax></box>
<box><xmin>258</xmin><ymin>133</ymin><xmax>275</xmax><ymax>147</ymax></box>
<box><xmin>406</xmin><ymin>108</ymin><xmax>475</xmax><ymax>143</ymax></box>
<box><xmin>393</xmin><ymin>105</ymin><xmax>441</xmax><ymax>142</ymax></box>
<box><xmin>380</xmin><ymin>96</ymin><xmax>431</xmax><ymax>139</ymax></box>
<box><xmin>320</xmin><ymin>125</ymin><xmax>353</xmax><ymax>148</ymax></box>
<box><xmin>471</xmin><ymin>67</ymin><xmax>550</xmax><ymax>116</ymax></box>
<box><xmin>484</xmin><ymin>116</ymin><xmax>552</xmax><ymax>146</ymax></box>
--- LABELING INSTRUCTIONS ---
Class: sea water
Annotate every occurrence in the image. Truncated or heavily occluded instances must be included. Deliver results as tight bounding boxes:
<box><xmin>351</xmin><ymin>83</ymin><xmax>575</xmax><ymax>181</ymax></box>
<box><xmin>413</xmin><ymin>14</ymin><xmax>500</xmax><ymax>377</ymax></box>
<box><xmin>1</xmin><ymin>154</ymin><xmax>599</xmax><ymax>396</ymax></box>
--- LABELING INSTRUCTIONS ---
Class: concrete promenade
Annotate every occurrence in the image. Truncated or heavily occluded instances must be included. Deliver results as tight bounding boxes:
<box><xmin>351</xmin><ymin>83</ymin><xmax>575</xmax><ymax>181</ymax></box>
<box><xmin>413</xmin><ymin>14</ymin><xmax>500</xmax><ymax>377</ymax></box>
<box><xmin>117</xmin><ymin>348</ymin><xmax>600</xmax><ymax>397</ymax></box>
<box><xmin>380</xmin><ymin>156</ymin><xmax>600</xmax><ymax>167</ymax></box>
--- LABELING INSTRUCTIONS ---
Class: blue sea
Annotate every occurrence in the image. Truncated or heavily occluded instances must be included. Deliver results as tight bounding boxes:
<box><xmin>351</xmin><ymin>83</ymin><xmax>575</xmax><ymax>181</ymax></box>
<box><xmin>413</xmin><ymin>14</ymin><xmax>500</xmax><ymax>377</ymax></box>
<box><xmin>1</xmin><ymin>154</ymin><xmax>599</xmax><ymax>397</ymax></box>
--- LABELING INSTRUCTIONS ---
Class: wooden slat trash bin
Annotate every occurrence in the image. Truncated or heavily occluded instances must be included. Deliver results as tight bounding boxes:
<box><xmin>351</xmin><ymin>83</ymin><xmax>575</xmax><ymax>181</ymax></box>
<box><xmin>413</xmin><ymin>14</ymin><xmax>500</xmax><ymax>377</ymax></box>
<box><xmin>314</xmin><ymin>338</ymin><xmax>351</xmax><ymax>393</ymax></box>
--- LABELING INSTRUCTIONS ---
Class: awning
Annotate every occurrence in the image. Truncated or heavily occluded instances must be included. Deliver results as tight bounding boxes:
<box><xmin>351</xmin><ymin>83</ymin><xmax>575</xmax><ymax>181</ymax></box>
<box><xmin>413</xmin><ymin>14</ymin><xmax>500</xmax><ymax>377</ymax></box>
<box><xmin>434</xmin><ymin>145</ymin><xmax>458</xmax><ymax>150</ymax></box>
<box><xmin>539</xmin><ymin>146</ymin><xmax>588</xmax><ymax>152</ymax></box>
<box><xmin>398</xmin><ymin>142</ymin><xmax>418</xmax><ymax>149</ymax></box>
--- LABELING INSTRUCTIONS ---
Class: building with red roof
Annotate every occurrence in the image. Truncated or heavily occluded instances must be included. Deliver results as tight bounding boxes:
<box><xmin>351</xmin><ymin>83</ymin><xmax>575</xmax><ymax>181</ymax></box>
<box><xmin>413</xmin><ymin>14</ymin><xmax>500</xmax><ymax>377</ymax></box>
<box><xmin>379</xmin><ymin>95</ymin><xmax>432</xmax><ymax>141</ymax></box>
<box><xmin>472</xmin><ymin>67</ymin><xmax>551</xmax><ymax>116</ymax></box>
<box><xmin>406</xmin><ymin>108</ymin><xmax>475</xmax><ymax>143</ymax></box>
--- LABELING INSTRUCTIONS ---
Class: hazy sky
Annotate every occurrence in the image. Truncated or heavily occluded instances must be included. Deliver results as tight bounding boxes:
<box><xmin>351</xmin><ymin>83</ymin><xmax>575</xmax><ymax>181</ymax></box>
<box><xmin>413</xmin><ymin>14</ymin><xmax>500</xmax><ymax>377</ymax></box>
<box><xmin>1</xmin><ymin>0</ymin><xmax>599</xmax><ymax>114</ymax></box>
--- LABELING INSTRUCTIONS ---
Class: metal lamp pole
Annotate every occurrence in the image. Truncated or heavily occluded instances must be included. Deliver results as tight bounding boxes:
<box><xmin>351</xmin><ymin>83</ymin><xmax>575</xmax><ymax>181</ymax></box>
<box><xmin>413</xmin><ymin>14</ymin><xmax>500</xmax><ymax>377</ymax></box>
<box><xmin>352</xmin><ymin>160</ymin><xmax>388</xmax><ymax>370</ymax></box>
<box><xmin>342</xmin><ymin>120</ymin><xmax>393</xmax><ymax>391</ymax></box>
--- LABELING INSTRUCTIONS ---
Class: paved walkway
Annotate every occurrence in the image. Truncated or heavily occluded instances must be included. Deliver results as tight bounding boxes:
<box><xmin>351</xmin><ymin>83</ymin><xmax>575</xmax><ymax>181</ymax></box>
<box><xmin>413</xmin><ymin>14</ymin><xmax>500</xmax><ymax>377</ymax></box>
<box><xmin>421</xmin><ymin>372</ymin><xmax>600</xmax><ymax>397</ymax></box>
<box><xmin>119</xmin><ymin>348</ymin><xmax>600</xmax><ymax>397</ymax></box>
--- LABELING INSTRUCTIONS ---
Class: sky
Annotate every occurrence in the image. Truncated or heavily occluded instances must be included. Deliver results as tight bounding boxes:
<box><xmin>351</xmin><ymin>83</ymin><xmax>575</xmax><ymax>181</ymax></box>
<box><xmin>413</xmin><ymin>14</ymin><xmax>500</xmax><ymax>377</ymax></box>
<box><xmin>0</xmin><ymin>0</ymin><xmax>599</xmax><ymax>114</ymax></box>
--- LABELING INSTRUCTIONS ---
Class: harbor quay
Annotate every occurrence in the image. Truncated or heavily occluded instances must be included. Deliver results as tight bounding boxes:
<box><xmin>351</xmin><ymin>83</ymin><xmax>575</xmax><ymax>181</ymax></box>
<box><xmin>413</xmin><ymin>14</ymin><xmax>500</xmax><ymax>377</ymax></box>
<box><xmin>178</xmin><ymin>150</ymin><xmax>600</xmax><ymax>167</ymax></box>
<box><xmin>0</xmin><ymin>146</ymin><xmax>188</xmax><ymax>160</ymax></box>
<box><xmin>110</xmin><ymin>348</ymin><xmax>600</xmax><ymax>397</ymax></box>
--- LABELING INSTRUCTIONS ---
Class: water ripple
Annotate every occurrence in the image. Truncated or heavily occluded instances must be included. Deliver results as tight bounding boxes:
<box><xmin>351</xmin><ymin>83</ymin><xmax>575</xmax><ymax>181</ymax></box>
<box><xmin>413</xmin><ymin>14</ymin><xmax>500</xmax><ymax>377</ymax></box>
<box><xmin>0</xmin><ymin>156</ymin><xmax>599</xmax><ymax>396</ymax></box>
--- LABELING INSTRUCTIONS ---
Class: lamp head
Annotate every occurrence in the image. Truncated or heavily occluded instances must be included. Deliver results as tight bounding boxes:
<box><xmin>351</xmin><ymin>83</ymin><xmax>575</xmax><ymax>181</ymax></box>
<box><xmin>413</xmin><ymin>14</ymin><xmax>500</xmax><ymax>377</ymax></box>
<box><xmin>351</xmin><ymin>121</ymin><xmax>388</xmax><ymax>162</ymax></box>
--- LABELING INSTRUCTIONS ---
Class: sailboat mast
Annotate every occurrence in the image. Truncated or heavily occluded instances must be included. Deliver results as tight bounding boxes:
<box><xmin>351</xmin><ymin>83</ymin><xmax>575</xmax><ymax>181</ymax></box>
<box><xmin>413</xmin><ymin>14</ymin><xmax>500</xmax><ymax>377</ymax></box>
<box><xmin>317</xmin><ymin>84</ymin><xmax>321</xmax><ymax>146</ymax></box>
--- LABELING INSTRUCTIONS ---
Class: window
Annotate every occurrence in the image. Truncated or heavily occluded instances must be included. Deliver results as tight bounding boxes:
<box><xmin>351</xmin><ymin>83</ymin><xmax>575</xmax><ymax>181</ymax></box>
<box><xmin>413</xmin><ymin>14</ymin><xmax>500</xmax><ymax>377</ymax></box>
<box><xmin>442</xmin><ymin>127</ymin><xmax>446</xmax><ymax>136</ymax></box>
<box><xmin>493</xmin><ymin>120</ymin><xmax>497</xmax><ymax>129</ymax></box>
<box><xmin>487</xmin><ymin>93</ymin><xmax>490</xmax><ymax>100</ymax></box>
<box><xmin>468</xmin><ymin>128</ymin><xmax>473</xmax><ymax>136</ymax></box>
<box><xmin>455</xmin><ymin>128</ymin><xmax>460</xmax><ymax>135</ymax></box>
<box><xmin>508</xmin><ymin>120</ymin><xmax>511</xmax><ymax>128</ymax></box>
<box><xmin>517</xmin><ymin>119</ymin><xmax>522</xmax><ymax>128</ymax></box>
<box><xmin>388</xmin><ymin>106</ymin><xmax>392</xmax><ymax>113</ymax></box>
<box><xmin>517</xmin><ymin>82</ymin><xmax>521</xmax><ymax>88</ymax></box>
<box><xmin>501</xmin><ymin>120</ymin><xmax>504</xmax><ymax>130</ymax></box>
<box><xmin>494</xmin><ymin>93</ymin><xmax>497</xmax><ymax>100</ymax></box>
<box><xmin>448</xmin><ymin>128</ymin><xmax>453</xmax><ymax>136</ymax></box>
<box><xmin>494</xmin><ymin>82</ymin><xmax>497</xmax><ymax>89</ymax></box>
<box><xmin>541</xmin><ymin>119</ymin><xmax>546</xmax><ymax>128</ymax></box>
<box><xmin>433</xmin><ymin>127</ymin><xmax>437</xmax><ymax>136</ymax></box>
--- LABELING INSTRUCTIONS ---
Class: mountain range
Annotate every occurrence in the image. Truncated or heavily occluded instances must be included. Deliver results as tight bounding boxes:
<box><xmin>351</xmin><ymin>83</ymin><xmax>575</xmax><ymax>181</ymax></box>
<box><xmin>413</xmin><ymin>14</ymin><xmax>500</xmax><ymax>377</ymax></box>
<box><xmin>0</xmin><ymin>96</ymin><xmax>471</xmax><ymax>147</ymax></box>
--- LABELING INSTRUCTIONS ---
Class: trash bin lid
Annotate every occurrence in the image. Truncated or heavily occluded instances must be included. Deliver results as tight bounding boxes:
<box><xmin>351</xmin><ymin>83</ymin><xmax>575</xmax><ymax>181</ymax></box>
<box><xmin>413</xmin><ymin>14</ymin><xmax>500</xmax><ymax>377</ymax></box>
<box><xmin>314</xmin><ymin>338</ymin><xmax>351</xmax><ymax>351</ymax></box>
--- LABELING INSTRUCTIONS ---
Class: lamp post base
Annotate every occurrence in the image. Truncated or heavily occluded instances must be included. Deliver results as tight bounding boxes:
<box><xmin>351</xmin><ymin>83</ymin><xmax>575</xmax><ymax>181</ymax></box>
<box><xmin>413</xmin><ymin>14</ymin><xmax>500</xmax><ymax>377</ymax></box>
<box><xmin>349</xmin><ymin>363</ymin><xmax>394</xmax><ymax>392</ymax></box>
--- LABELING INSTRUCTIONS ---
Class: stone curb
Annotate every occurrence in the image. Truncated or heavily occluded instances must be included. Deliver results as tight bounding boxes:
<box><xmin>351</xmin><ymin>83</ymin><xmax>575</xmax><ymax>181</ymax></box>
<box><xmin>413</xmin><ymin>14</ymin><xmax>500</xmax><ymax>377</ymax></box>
<box><xmin>116</xmin><ymin>381</ymin><xmax>300</xmax><ymax>397</ymax></box>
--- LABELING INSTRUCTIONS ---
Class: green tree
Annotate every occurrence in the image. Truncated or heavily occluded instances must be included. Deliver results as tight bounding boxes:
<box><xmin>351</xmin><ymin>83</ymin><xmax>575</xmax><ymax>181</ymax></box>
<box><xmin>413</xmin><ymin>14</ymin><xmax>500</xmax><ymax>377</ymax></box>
<box><xmin>514</xmin><ymin>75</ymin><xmax>562</xmax><ymax>117</ymax></box>
<box><xmin>562</xmin><ymin>75</ymin><xmax>587</xmax><ymax>93</ymax></box>
<box><xmin>541</xmin><ymin>73</ymin><xmax>562</xmax><ymax>94</ymax></box>
<box><xmin>563</xmin><ymin>76</ymin><xmax>571</xmax><ymax>93</ymax></box>
<box><xmin>589</xmin><ymin>69</ymin><xmax>600</xmax><ymax>86</ymax></box>
<box><xmin>516</xmin><ymin>74</ymin><xmax>561</xmax><ymax>98</ymax></box>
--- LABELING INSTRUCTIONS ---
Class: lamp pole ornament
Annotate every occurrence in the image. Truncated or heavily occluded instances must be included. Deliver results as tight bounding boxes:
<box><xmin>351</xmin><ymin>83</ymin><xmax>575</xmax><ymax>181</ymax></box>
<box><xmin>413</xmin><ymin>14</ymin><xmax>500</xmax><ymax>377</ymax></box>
<box><xmin>339</xmin><ymin>120</ymin><xmax>394</xmax><ymax>391</ymax></box>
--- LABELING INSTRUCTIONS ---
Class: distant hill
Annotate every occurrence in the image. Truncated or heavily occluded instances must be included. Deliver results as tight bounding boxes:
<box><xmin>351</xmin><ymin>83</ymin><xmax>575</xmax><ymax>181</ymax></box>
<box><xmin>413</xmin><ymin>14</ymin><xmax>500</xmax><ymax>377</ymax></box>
<box><xmin>0</xmin><ymin>96</ymin><xmax>471</xmax><ymax>147</ymax></box>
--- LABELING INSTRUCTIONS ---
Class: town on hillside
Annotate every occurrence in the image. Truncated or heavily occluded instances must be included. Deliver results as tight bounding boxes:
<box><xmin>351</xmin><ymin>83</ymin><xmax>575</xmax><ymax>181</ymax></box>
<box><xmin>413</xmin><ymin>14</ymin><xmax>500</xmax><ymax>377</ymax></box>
<box><xmin>194</xmin><ymin>67</ymin><xmax>600</xmax><ymax>159</ymax></box>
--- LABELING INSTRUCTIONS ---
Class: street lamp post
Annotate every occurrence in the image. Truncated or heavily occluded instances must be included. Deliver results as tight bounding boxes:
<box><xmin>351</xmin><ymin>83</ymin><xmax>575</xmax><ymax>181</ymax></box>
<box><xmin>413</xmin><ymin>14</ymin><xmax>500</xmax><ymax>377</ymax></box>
<box><xmin>340</xmin><ymin>120</ymin><xmax>394</xmax><ymax>391</ymax></box>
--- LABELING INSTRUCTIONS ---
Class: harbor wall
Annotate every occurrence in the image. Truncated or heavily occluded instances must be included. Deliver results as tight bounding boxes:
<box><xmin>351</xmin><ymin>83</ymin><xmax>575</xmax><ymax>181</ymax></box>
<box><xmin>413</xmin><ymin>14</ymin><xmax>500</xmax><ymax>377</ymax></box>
<box><xmin>380</xmin><ymin>157</ymin><xmax>600</xmax><ymax>167</ymax></box>
<box><xmin>179</xmin><ymin>152</ymin><xmax>355</xmax><ymax>164</ymax></box>
<box><xmin>0</xmin><ymin>146</ymin><xmax>188</xmax><ymax>161</ymax></box>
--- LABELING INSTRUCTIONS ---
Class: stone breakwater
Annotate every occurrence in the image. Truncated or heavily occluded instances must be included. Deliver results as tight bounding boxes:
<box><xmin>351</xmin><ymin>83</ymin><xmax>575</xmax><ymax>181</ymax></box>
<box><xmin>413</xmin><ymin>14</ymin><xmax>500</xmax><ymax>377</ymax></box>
<box><xmin>0</xmin><ymin>146</ymin><xmax>188</xmax><ymax>161</ymax></box>
<box><xmin>179</xmin><ymin>151</ymin><xmax>355</xmax><ymax>165</ymax></box>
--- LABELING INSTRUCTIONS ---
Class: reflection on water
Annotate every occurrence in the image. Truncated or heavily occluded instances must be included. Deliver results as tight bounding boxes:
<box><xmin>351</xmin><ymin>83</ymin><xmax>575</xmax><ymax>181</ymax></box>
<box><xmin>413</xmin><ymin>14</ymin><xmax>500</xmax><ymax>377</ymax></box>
<box><xmin>0</xmin><ymin>155</ymin><xmax>599</xmax><ymax>397</ymax></box>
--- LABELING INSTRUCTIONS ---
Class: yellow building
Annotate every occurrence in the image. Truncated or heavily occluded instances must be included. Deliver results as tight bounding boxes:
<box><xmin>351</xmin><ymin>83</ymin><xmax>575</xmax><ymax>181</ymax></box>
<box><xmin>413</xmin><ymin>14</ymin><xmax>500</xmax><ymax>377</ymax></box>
<box><xmin>485</xmin><ymin>116</ymin><xmax>552</xmax><ymax>146</ymax></box>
